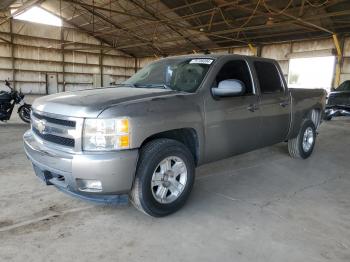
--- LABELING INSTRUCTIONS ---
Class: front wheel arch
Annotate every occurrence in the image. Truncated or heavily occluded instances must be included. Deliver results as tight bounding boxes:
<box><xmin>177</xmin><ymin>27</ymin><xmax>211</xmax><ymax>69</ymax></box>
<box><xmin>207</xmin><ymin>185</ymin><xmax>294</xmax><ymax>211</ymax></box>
<box><xmin>139</xmin><ymin>128</ymin><xmax>200</xmax><ymax>166</ymax></box>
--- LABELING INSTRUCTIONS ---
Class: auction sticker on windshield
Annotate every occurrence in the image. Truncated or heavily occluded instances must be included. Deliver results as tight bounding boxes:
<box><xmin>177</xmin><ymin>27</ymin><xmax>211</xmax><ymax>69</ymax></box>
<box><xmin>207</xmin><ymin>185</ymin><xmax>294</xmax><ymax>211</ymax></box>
<box><xmin>189</xmin><ymin>59</ymin><xmax>213</xmax><ymax>65</ymax></box>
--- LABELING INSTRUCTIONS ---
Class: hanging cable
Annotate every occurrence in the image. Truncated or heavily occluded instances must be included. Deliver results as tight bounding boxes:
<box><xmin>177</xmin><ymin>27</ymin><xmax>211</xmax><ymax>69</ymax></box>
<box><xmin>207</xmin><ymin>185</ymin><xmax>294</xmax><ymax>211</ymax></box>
<box><xmin>219</xmin><ymin>0</ymin><xmax>261</xmax><ymax>30</ymax></box>
<box><xmin>305</xmin><ymin>0</ymin><xmax>329</xmax><ymax>8</ymax></box>
<box><xmin>262</xmin><ymin>0</ymin><xmax>294</xmax><ymax>15</ymax></box>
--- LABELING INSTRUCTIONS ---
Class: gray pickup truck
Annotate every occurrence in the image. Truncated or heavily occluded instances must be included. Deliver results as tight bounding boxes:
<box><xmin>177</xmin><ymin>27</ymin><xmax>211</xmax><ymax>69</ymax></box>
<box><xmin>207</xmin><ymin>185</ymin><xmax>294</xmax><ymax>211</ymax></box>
<box><xmin>24</xmin><ymin>55</ymin><xmax>326</xmax><ymax>217</ymax></box>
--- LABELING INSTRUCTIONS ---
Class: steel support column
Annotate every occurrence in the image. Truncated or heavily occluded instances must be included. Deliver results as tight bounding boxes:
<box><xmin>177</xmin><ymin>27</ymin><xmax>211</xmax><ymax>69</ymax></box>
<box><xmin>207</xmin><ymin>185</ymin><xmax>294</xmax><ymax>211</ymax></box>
<box><xmin>332</xmin><ymin>34</ymin><xmax>344</xmax><ymax>88</ymax></box>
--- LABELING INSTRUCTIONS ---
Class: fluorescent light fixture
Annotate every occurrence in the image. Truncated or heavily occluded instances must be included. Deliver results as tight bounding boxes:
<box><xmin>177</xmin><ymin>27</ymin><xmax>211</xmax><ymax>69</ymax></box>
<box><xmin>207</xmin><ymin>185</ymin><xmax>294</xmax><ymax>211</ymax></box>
<box><xmin>11</xmin><ymin>6</ymin><xmax>62</xmax><ymax>27</ymax></box>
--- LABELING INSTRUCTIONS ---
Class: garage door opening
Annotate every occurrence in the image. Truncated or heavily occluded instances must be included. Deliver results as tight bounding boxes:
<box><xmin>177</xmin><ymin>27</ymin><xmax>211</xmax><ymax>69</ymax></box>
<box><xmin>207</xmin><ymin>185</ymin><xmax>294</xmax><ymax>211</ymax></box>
<box><xmin>288</xmin><ymin>56</ymin><xmax>335</xmax><ymax>91</ymax></box>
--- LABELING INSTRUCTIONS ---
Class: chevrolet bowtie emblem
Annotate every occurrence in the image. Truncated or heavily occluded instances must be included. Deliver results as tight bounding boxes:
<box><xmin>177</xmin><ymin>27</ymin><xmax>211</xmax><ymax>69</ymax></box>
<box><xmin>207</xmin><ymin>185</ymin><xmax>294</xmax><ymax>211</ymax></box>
<box><xmin>37</xmin><ymin>119</ymin><xmax>47</xmax><ymax>134</ymax></box>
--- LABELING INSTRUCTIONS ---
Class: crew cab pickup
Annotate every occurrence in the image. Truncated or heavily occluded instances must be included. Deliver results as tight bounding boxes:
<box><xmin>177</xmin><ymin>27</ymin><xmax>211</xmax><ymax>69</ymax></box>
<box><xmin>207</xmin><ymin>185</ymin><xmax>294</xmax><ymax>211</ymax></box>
<box><xmin>24</xmin><ymin>55</ymin><xmax>326</xmax><ymax>217</ymax></box>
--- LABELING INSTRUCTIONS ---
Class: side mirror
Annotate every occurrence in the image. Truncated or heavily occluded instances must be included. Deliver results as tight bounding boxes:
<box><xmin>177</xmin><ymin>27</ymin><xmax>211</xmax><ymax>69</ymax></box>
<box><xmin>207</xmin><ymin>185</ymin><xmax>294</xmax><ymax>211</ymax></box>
<box><xmin>212</xmin><ymin>79</ymin><xmax>245</xmax><ymax>97</ymax></box>
<box><xmin>330</xmin><ymin>87</ymin><xmax>335</xmax><ymax>92</ymax></box>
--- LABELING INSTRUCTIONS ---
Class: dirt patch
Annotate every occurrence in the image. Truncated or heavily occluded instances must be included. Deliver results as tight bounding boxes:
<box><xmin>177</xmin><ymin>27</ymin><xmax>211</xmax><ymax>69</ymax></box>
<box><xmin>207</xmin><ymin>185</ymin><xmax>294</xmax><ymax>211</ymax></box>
<box><xmin>0</xmin><ymin>220</ymin><xmax>14</xmax><ymax>228</ymax></box>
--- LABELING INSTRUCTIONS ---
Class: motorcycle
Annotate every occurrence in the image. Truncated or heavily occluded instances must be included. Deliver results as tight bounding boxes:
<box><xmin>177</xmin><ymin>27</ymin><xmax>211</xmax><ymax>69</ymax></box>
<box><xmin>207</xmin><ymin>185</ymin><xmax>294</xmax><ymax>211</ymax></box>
<box><xmin>0</xmin><ymin>80</ymin><xmax>31</xmax><ymax>123</ymax></box>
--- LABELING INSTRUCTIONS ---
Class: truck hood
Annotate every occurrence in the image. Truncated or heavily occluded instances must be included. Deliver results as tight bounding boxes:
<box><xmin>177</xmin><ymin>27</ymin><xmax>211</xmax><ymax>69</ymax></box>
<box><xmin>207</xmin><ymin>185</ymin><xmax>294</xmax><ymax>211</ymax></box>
<box><xmin>32</xmin><ymin>87</ymin><xmax>176</xmax><ymax>118</ymax></box>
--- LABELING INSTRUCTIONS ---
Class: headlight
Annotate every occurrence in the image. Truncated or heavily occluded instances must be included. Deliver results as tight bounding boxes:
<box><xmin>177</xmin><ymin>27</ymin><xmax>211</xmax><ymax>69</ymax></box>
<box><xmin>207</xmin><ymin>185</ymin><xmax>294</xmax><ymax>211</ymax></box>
<box><xmin>83</xmin><ymin>118</ymin><xmax>130</xmax><ymax>151</ymax></box>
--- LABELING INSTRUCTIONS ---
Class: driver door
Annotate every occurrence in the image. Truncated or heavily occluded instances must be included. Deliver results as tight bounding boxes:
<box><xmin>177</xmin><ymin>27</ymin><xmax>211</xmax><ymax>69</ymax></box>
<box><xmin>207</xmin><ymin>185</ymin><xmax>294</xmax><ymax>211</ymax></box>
<box><xmin>204</xmin><ymin>58</ymin><xmax>261</xmax><ymax>163</ymax></box>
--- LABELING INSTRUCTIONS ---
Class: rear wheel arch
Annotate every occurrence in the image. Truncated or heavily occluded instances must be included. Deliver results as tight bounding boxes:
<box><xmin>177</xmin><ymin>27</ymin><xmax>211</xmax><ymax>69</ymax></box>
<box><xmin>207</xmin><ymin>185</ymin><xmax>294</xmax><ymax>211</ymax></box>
<box><xmin>305</xmin><ymin>108</ymin><xmax>322</xmax><ymax>129</ymax></box>
<box><xmin>309</xmin><ymin>108</ymin><xmax>322</xmax><ymax>129</ymax></box>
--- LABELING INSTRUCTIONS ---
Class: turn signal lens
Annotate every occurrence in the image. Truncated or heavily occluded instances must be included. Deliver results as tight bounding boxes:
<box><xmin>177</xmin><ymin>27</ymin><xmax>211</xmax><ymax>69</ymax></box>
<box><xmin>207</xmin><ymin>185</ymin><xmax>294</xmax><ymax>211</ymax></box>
<box><xmin>118</xmin><ymin>135</ymin><xmax>129</xmax><ymax>148</ymax></box>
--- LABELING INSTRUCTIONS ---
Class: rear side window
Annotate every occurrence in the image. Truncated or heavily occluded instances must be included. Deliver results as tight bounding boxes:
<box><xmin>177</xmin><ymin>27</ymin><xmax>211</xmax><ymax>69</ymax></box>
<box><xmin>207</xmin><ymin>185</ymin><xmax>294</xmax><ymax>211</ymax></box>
<box><xmin>254</xmin><ymin>61</ymin><xmax>284</xmax><ymax>94</ymax></box>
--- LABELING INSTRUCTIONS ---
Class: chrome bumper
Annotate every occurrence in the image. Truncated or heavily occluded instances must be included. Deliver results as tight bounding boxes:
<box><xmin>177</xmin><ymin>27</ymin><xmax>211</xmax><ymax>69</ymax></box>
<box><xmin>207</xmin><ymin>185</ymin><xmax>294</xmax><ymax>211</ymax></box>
<box><xmin>23</xmin><ymin>130</ymin><xmax>138</xmax><ymax>203</ymax></box>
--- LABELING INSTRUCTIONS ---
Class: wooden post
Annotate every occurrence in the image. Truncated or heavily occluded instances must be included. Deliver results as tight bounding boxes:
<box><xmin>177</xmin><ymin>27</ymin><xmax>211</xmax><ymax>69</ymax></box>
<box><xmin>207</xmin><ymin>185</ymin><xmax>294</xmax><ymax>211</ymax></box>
<box><xmin>10</xmin><ymin>18</ymin><xmax>15</xmax><ymax>90</ymax></box>
<box><xmin>134</xmin><ymin>57</ymin><xmax>138</xmax><ymax>73</ymax></box>
<box><xmin>61</xmin><ymin>28</ymin><xmax>65</xmax><ymax>92</ymax></box>
<box><xmin>60</xmin><ymin>0</ymin><xmax>65</xmax><ymax>92</ymax></box>
<box><xmin>100</xmin><ymin>42</ymin><xmax>103</xmax><ymax>87</ymax></box>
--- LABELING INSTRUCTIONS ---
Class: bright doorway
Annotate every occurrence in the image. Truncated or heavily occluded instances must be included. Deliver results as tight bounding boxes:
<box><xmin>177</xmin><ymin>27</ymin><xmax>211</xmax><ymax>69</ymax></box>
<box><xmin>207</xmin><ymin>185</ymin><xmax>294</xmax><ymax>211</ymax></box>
<box><xmin>288</xmin><ymin>56</ymin><xmax>335</xmax><ymax>91</ymax></box>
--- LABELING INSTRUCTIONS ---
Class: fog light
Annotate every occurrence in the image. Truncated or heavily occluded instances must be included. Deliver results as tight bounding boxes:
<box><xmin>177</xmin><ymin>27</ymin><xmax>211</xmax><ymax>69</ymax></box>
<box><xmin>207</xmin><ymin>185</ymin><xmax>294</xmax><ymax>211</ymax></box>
<box><xmin>76</xmin><ymin>179</ymin><xmax>102</xmax><ymax>192</ymax></box>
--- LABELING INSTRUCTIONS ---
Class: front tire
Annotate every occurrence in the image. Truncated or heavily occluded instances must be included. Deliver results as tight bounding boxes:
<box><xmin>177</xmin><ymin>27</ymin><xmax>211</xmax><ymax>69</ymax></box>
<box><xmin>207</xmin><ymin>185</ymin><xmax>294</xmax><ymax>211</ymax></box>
<box><xmin>288</xmin><ymin>119</ymin><xmax>316</xmax><ymax>159</ymax></box>
<box><xmin>130</xmin><ymin>139</ymin><xmax>195</xmax><ymax>217</ymax></box>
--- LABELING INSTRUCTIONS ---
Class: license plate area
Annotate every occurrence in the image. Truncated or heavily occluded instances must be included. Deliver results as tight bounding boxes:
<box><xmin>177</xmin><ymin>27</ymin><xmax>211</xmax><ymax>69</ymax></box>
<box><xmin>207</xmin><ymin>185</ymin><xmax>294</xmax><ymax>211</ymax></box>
<box><xmin>33</xmin><ymin>165</ymin><xmax>53</xmax><ymax>185</ymax></box>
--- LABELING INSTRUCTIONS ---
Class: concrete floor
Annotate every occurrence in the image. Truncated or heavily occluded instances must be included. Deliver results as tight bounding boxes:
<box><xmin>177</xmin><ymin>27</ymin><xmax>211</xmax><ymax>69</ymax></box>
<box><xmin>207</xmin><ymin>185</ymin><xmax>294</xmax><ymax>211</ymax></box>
<box><xmin>1</xmin><ymin>113</ymin><xmax>350</xmax><ymax>262</ymax></box>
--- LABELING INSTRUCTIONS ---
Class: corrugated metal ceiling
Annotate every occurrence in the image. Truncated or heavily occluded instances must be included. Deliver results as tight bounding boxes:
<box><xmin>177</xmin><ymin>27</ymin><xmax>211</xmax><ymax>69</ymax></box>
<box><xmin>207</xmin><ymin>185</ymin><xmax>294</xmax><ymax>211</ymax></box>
<box><xmin>4</xmin><ymin>0</ymin><xmax>350</xmax><ymax>57</ymax></box>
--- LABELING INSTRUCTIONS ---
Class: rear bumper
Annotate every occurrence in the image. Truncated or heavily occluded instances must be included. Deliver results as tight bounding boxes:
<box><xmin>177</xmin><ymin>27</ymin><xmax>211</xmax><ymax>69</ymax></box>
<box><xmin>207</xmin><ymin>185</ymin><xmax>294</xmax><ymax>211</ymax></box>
<box><xmin>23</xmin><ymin>130</ymin><xmax>138</xmax><ymax>204</ymax></box>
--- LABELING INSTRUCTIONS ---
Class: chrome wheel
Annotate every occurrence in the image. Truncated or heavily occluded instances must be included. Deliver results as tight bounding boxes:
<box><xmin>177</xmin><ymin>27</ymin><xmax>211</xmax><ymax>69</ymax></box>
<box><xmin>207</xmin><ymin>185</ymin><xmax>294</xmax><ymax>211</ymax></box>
<box><xmin>302</xmin><ymin>127</ymin><xmax>314</xmax><ymax>152</ymax></box>
<box><xmin>151</xmin><ymin>156</ymin><xmax>188</xmax><ymax>204</ymax></box>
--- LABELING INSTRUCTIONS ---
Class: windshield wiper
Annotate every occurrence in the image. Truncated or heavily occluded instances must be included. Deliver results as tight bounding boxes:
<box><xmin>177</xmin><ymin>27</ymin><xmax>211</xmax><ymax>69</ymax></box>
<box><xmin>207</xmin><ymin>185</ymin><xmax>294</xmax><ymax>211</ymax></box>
<box><xmin>138</xmin><ymin>83</ymin><xmax>175</xmax><ymax>90</ymax></box>
<box><xmin>115</xmin><ymin>83</ymin><xmax>182</xmax><ymax>92</ymax></box>
<box><xmin>114</xmin><ymin>83</ymin><xmax>137</xmax><ymax>88</ymax></box>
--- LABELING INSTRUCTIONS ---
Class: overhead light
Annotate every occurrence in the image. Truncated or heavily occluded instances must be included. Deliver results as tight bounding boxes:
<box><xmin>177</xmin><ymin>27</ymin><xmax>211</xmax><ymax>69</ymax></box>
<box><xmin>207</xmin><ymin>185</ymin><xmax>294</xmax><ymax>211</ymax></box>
<box><xmin>266</xmin><ymin>17</ymin><xmax>274</xmax><ymax>26</ymax></box>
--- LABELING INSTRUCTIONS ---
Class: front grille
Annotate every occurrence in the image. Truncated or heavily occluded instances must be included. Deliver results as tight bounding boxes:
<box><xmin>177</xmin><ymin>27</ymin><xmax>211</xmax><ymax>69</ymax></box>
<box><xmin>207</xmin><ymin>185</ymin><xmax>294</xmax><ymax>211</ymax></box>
<box><xmin>31</xmin><ymin>111</ymin><xmax>78</xmax><ymax>149</ymax></box>
<box><xmin>32</xmin><ymin>111</ymin><xmax>76</xmax><ymax>127</ymax></box>
<box><xmin>33</xmin><ymin>127</ymin><xmax>75</xmax><ymax>147</ymax></box>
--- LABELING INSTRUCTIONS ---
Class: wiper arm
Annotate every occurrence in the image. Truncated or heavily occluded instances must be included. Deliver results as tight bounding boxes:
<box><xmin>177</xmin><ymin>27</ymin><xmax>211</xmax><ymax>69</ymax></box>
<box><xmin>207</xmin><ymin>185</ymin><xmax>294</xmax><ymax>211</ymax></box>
<box><xmin>116</xmin><ymin>83</ymin><xmax>180</xmax><ymax>92</ymax></box>
<box><xmin>141</xmin><ymin>84</ymin><xmax>174</xmax><ymax>90</ymax></box>
<box><xmin>114</xmin><ymin>83</ymin><xmax>137</xmax><ymax>88</ymax></box>
<box><xmin>157</xmin><ymin>84</ymin><xmax>172</xmax><ymax>90</ymax></box>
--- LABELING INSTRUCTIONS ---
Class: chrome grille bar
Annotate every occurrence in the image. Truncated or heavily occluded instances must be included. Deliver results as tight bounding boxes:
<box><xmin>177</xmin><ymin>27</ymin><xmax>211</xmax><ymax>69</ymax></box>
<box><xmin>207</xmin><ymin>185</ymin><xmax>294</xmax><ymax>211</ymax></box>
<box><xmin>31</xmin><ymin>110</ymin><xmax>84</xmax><ymax>152</ymax></box>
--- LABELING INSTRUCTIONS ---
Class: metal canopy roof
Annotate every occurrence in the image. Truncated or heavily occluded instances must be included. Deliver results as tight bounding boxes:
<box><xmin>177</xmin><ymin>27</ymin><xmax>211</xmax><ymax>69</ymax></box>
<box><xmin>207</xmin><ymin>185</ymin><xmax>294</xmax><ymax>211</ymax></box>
<box><xmin>4</xmin><ymin>0</ymin><xmax>350</xmax><ymax>57</ymax></box>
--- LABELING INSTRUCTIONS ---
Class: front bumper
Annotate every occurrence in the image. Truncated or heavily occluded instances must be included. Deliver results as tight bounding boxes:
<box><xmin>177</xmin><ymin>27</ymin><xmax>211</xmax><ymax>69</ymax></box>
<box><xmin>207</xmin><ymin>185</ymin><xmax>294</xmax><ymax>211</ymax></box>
<box><xmin>23</xmin><ymin>130</ymin><xmax>139</xmax><ymax>204</ymax></box>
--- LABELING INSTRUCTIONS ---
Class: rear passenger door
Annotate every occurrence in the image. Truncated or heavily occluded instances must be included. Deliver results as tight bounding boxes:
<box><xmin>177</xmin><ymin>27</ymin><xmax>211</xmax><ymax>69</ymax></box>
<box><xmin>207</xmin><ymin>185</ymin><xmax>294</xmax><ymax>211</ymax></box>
<box><xmin>253</xmin><ymin>60</ymin><xmax>291</xmax><ymax>146</ymax></box>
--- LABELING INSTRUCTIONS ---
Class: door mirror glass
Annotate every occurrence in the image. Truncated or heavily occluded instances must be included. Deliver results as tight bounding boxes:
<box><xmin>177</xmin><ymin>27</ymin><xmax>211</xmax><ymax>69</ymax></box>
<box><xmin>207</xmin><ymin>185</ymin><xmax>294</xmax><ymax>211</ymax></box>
<box><xmin>212</xmin><ymin>79</ymin><xmax>246</xmax><ymax>97</ymax></box>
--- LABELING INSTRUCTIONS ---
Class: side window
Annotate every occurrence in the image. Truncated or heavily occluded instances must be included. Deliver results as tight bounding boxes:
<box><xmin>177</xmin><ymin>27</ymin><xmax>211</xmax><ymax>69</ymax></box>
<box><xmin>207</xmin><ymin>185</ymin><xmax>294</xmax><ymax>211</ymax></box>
<box><xmin>254</xmin><ymin>61</ymin><xmax>284</xmax><ymax>94</ymax></box>
<box><xmin>214</xmin><ymin>60</ymin><xmax>253</xmax><ymax>95</ymax></box>
<box><xmin>345</xmin><ymin>81</ymin><xmax>350</xmax><ymax>91</ymax></box>
<box><xmin>338</xmin><ymin>80</ymin><xmax>350</xmax><ymax>91</ymax></box>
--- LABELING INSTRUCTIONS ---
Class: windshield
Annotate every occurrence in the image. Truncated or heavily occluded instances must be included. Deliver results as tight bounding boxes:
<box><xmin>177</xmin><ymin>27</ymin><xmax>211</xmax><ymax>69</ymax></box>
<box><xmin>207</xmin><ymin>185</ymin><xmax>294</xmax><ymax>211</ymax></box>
<box><xmin>124</xmin><ymin>58</ymin><xmax>213</xmax><ymax>92</ymax></box>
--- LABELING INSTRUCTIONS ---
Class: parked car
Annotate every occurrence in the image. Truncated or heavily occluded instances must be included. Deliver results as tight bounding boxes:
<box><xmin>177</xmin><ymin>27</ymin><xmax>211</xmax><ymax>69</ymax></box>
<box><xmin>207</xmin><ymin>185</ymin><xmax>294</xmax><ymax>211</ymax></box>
<box><xmin>324</xmin><ymin>80</ymin><xmax>350</xmax><ymax>120</ymax></box>
<box><xmin>23</xmin><ymin>55</ymin><xmax>326</xmax><ymax>217</ymax></box>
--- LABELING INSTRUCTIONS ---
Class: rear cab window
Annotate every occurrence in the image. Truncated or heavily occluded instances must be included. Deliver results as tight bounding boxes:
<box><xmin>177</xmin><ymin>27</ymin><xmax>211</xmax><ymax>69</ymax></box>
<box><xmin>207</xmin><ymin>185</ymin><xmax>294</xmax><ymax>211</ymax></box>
<box><xmin>253</xmin><ymin>61</ymin><xmax>284</xmax><ymax>94</ymax></box>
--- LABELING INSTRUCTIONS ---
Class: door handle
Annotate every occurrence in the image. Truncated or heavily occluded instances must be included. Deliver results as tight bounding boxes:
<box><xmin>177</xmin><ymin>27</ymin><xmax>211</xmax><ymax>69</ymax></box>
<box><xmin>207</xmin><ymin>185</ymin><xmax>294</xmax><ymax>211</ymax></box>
<box><xmin>247</xmin><ymin>104</ymin><xmax>259</xmax><ymax>112</ymax></box>
<box><xmin>279</xmin><ymin>101</ymin><xmax>289</xmax><ymax>107</ymax></box>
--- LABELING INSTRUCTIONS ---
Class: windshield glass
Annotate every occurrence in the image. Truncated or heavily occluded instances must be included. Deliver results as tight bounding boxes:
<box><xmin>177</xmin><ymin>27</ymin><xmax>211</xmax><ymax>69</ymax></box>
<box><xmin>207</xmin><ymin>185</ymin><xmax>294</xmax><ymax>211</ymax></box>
<box><xmin>124</xmin><ymin>58</ymin><xmax>214</xmax><ymax>92</ymax></box>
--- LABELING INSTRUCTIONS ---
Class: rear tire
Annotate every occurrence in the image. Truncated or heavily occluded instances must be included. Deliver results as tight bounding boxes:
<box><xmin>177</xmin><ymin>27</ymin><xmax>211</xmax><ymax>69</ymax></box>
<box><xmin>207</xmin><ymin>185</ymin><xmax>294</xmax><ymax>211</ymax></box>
<box><xmin>324</xmin><ymin>115</ymin><xmax>332</xmax><ymax>121</ymax></box>
<box><xmin>130</xmin><ymin>138</ymin><xmax>195</xmax><ymax>217</ymax></box>
<box><xmin>288</xmin><ymin>119</ymin><xmax>316</xmax><ymax>159</ymax></box>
